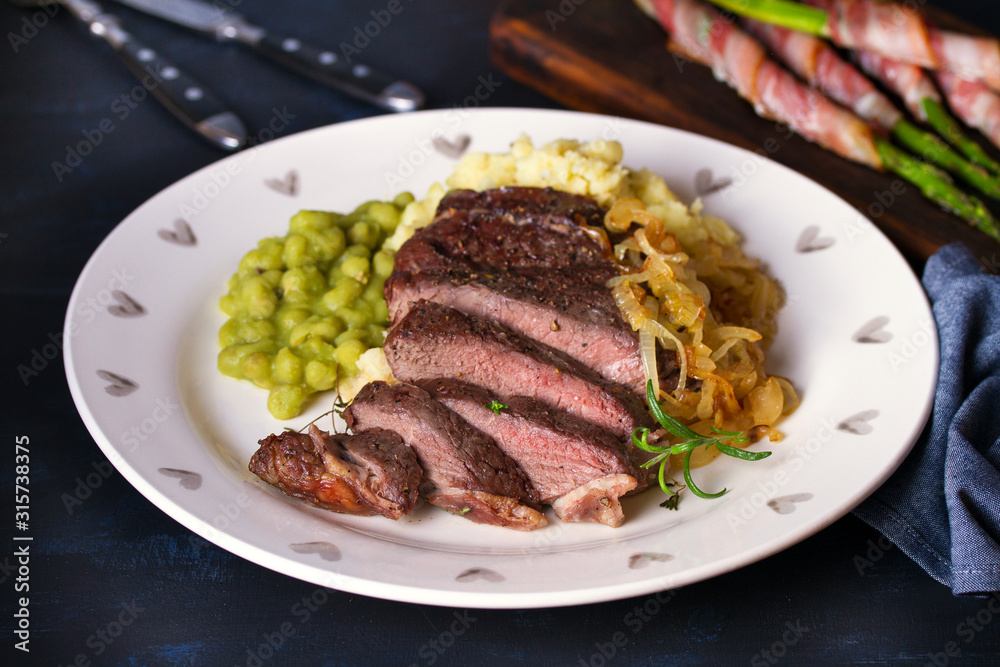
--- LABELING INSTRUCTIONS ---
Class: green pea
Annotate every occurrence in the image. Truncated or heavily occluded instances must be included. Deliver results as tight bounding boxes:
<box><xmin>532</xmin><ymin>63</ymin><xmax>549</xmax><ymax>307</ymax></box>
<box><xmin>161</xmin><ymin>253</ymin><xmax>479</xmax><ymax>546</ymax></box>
<box><xmin>334</xmin><ymin>329</ymin><xmax>367</xmax><ymax>346</ymax></box>
<box><xmin>370</xmin><ymin>298</ymin><xmax>390</xmax><ymax>324</ymax></box>
<box><xmin>365</xmin><ymin>201</ymin><xmax>401</xmax><ymax>234</ymax></box>
<box><xmin>335</xmin><ymin>303</ymin><xmax>373</xmax><ymax>329</ymax></box>
<box><xmin>259</xmin><ymin>270</ymin><xmax>283</xmax><ymax>289</ymax></box>
<box><xmin>340</xmin><ymin>255</ymin><xmax>370</xmax><ymax>284</ymax></box>
<box><xmin>272</xmin><ymin>346</ymin><xmax>304</xmax><ymax>385</ymax></box>
<box><xmin>242</xmin><ymin>352</ymin><xmax>273</xmax><ymax>386</ymax></box>
<box><xmin>289</xmin><ymin>210</ymin><xmax>339</xmax><ymax>234</ymax></box>
<box><xmin>282</xmin><ymin>234</ymin><xmax>312</xmax><ymax>268</ymax></box>
<box><xmin>308</xmin><ymin>227</ymin><xmax>346</xmax><ymax>263</ymax></box>
<box><xmin>289</xmin><ymin>319</ymin><xmax>345</xmax><ymax>347</ymax></box>
<box><xmin>348</xmin><ymin>221</ymin><xmax>380</xmax><ymax>249</ymax></box>
<box><xmin>372</xmin><ymin>249</ymin><xmax>395</xmax><ymax>279</ymax></box>
<box><xmin>267</xmin><ymin>384</ymin><xmax>307</xmax><ymax>420</ymax></box>
<box><xmin>322</xmin><ymin>278</ymin><xmax>364</xmax><ymax>311</ymax></box>
<box><xmin>392</xmin><ymin>192</ymin><xmax>415</xmax><ymax>208</ymax></box>
<box><xmin>296</xmin><ymin>337</ymin><xmax>338</xmax><ymax>364</ymax></box>
<box><xmin>218</xmin><ymin>339</ymin><xmax>274</xmax><ymax>379</ymax></box>
<box><xmin>241</xmin><ymin>276</ymin><xmax>277</xmax><ymax>319</ymax></box>
<box><xmin>218</xmin><ymin>318</ymin><xmax>241</xmax><ymax>347</ymax></box>
<box><xmin>273</xmin><ymin>307</ymin><xmax>311</xmax><ymax>336</ymax></box>
<box><xmin>236</xmin><ymin>319</ymin><xmax>276</xmax><ymax>344</ymax></box>
<box><xmin>305</xmin><ymin>360</ymin><xmax>337</xmax><ymax>391</ymax></box>
<box><xmin>280</xmin><ymin>266</ymin><xmax>325</xmax><ymax>296</ymax></box>
<box><xmin>342</xmin><ymin>243</ymin><xmax>372</xmax><ymax>260</ymax></box>
<box><xmin>365</xmin><ymin>324</ymin><xmax>387</xmax><ymax>347</ymax></box>
<box><xmin>238</xmin><ymin>241</ymin><xmax>284</xmax><ymax>275</ymax></box>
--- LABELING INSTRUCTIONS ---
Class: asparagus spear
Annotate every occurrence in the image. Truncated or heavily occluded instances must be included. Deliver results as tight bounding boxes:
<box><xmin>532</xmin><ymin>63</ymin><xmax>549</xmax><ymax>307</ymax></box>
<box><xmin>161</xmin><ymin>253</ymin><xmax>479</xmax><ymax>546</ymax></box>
<box><xmin>891</xmin><ymin>121</ymin><xmax>1000</xmax><ymax>199</ymax></box>
<box><xmin>875</xmin><ymin>137</ymin><xmax>1000</xmax><ymax>239</ymax></box>
<box><xmin>922</xmin><ymin>98</ymin><xmax>1000</xmax><ymax>176</ymax></box>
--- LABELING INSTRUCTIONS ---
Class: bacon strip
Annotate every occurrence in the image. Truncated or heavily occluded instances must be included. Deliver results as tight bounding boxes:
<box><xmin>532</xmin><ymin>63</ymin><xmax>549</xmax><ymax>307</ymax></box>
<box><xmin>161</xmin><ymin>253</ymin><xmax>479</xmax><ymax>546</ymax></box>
<box><xmin>805</xmin><ymin>0</ymin><xmax>934</xmax><ymax>67</ymax></box>
<box><xmin>936</xmin><ymin>72</ymin><xmax>1000</xmax><ymax>151</ymax></box>
<box><xmin>804</xmin><ymin>0</ymin><xmax>1000</xmax><ymax>92</ymax></box>
<box><xmin>930</xmin><ymin>30</ymin><xmax>1000</xmax><ymax>94</ymax></box>
<box><xmin>854</xmin><ymin>50</ymin><xmax>940</xmax><ymax>122</ymax></box>
<box><xmin>649</xmin><ymin>0</ymin><xmax>880</xmax><ymax>167</ymax></box>
<box><xmin>745</xmin><ymin>19</ymin><xmax>901</xmax><ymax>132</ymax></box>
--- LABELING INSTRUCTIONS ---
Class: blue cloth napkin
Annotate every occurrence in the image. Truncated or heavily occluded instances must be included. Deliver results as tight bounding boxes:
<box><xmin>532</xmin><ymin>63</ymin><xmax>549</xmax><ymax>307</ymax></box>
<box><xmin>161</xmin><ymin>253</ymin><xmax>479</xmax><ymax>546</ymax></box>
<box><xmin>853</xmin><ymin>243</ymin><xmax>1000</xmax><ymax>596</ymax></box>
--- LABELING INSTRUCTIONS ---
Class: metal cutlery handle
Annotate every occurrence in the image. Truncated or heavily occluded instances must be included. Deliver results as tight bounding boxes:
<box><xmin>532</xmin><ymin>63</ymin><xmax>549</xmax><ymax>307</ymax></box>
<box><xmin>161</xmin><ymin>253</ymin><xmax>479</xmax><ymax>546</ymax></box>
<box><xmin>250</xmin><ymin>32</ymin><xmax>424</xmax><ymax>113</ymax></box>
<box><xmin>114</xmin><ymin>36</ymin><xmax>246</xmax><ymax>149</ymax></box>
<box><xmin>63</xmin><ymin>0</ymin><xmax>246</xmax><ymax>150</ymax></box>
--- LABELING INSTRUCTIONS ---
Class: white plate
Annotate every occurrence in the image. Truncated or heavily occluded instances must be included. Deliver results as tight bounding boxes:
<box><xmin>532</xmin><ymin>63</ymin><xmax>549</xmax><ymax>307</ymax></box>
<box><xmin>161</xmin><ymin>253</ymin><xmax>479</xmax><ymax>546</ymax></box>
<box><xmin>64</xmin><ymin>108</ymin><xmax>937</xmax><ymax>608</ymax></box>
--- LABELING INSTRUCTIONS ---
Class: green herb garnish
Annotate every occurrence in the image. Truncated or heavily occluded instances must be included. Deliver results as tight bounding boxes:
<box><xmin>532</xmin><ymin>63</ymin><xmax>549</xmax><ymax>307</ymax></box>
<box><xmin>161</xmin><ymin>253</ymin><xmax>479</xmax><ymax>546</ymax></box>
<box><xmin>486</xmin><ymin>400</ymin><xmax>509</xmax><ymax>415</ymax></box>
<box><xmin>635</xmin><ymin>380</ymin><xmax>771</xmax><ymax>506</ymax></box>
<box><xmin>458</xmin><ymin>506</ymin><xmax>471</xmax><ymax>515</ymax></box>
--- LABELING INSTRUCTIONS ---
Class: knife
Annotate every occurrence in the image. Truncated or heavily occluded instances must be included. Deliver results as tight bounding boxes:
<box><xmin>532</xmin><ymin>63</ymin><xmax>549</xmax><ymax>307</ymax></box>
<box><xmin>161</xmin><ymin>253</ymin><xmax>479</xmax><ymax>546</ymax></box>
<box><xmin>57</xmin><ymin>0</ymin><xmax>247</xmax><ymax>150</ymax></box>
<box><xmin>111</xmin><ymin>0</ymin><xmax>425</xmax><ymax>112</ymax></box>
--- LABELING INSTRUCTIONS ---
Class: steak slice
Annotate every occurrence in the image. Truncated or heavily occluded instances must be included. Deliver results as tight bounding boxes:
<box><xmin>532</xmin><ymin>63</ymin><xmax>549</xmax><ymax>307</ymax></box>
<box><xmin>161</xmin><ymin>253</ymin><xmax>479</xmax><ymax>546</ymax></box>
<box><xmin>385</xmin><ymin>264</ymin><xmax>648</xmax><ymax>394</ymax></box>
<box><xmin>384</xmin><ymin>300</ymin><xmax>650</xmax><ymax>439</ymax></box>
<box><xmin>249</xmin><ymin>425</ymin><xmax>421</xmax><ymax>520</ymax></box>
<box><xmin>343</xmin><ymin>381</ymin><xmax>547</xmax><ymax>531</ymax></box>
<box><xmin>392</xmin><ymin>187</ymin><xmax>615</xmax><ymax>275</ymax></box>
<box><xmin>420</xmin><ymin>379</ymin><xmax>645</xmax><ymax>527</ymax></box>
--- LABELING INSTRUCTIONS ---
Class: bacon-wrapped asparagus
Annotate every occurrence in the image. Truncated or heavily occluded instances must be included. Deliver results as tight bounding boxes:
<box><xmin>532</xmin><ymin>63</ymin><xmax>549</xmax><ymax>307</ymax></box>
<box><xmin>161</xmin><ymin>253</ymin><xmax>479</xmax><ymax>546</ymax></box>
<box><xmin>936</xmin><ymin>72</ymin><xmax>1000</xmax><ymax>156</ymax></box>
<box><xmin>634</xmin><ymin>0</ymin><xmax>998</xmax><ymax>236</ymax></box>
<box><xmin>856</xmin><ymin>51</ymin><xmax>1000</xmax><ymax>176</ymax></box>
<box><xmin>704</xmin><ymin>0</ymin><xmax>1000</xmax><ymax>92</ymax></box>
<box><xmin>743</xmin><ymin>19</ymin><xmax>1000</xmax><ymax>199</ymax></box>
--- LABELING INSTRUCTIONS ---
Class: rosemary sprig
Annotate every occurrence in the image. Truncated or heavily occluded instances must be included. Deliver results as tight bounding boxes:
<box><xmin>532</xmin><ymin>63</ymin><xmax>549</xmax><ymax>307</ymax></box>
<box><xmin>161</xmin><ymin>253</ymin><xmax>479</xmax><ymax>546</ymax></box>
<box><xmin>635</xmin><ymin>380</ymin><xmax>771</xmax><ymax>504</ymax></box>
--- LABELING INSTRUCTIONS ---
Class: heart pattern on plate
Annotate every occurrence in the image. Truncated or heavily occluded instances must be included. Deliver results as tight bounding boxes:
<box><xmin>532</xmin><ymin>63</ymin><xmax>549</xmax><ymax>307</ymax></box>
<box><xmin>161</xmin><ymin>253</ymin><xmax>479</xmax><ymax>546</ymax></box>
<box><xmin>291</xmin><ymin>541</ymin><xmax>341</xmax><ymax>562</ymax></box>
<box><xmin>96</xmin><ymin>370</ymin><xmax>138</xmax><ymax>397</ymax></box>
<box><xmin>853</xmin><ymin>316</ymin><xmax>892</xmax><ymax>343</ymax></box>
<box><xmin>628</xmin><ymin>552</ymin><xmax>674</xmax><ymax>569</ymax></box>
<box><xmin>158</xmin><ymin>468</ymin><xmax>202</xmax><ymax>490</ymax></box>
<box><xmin>694</xmin><ymin>168</ymin><xmax>732</xmax><ymax>196</ymax></box>
<box><xmin>107</xmin><ymin>291</ymin><xmax>146</xmax><ymax>318</ymax></box>
<box><xmin>158</xmin><ymin>219</ymin><xmax>196</xmax><ymax>246</ymax></box>
<box><xmin>265</xmin><ymin>170</ymin><xmax>298</xmax><ymax>196</ymax></box>
<box><xmin>432</xmin><ymin>134</ymin><xmax>471</xmax><ymax>159</ymax></box>
<box><xmin>796</xmin><ymin>225</ymin><xmax>835</xmax><ymax>253</ymax></box>
<box><xmin>455</xmin><ymin>568</ymin><xmax>504</xmax><ymax>583</ymax></box>
<box><xmin>838</xmin><ymin>410</ymin><xmax>880</xmax><ymax>435</ymax></box>
<box><xmin>767</xmin><ymin>493</ymin><xmax>814</xmax><ymax>515</ymax></box>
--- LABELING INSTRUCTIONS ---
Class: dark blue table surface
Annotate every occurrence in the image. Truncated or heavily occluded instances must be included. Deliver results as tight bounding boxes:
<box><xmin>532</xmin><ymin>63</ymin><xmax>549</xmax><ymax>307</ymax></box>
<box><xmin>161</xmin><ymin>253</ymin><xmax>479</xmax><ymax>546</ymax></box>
<box><xmin>3</xmin><ymin>1</ymin><xmax>1000</xmax><ymax>665</ymax></box>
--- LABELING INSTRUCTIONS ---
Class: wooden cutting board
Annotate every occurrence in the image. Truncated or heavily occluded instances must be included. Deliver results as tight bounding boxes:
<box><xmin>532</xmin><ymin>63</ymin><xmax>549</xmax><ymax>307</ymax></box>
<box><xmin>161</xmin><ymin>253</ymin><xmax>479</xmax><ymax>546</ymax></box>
<box><xmin>490</xmin><ymin>0</ymin><xmax>1000</xmax><ymax>268</ymax></box>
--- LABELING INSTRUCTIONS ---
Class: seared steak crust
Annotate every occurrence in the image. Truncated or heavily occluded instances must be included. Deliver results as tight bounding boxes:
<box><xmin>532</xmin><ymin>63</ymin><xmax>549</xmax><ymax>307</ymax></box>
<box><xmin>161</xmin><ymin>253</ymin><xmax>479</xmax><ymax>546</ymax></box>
<box><xmin>392</xmin><ymin>187</ymin><xmax>615</xmax><ymax>276</ymax></box>
<box><xmin>344</xmin><ymin>381</ymin><xmax>546</xmax><ymax>530</ymax></box>
<box><xmin>384</xmin><ymin>300</ymin><xmax>650</xmax><ymax>439</ymax></box>
<box><xmin>249</xmin><ymin>426</ymin><xmax>421</xmax><ymax>520</ymax></box>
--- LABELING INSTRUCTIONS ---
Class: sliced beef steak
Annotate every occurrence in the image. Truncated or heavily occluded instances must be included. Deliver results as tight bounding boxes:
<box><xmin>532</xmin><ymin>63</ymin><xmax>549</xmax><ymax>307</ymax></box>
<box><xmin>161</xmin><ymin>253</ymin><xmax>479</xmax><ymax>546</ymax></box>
<box><xmin>437</xmin><ymin>187</ymin><xmax>607</xmax><ymax>227</ymax></box>
<box><xmin>384</xmin><ymin>300</ymin><xmax>650</xmax><ymax>439</ymax></box>
<box><xmin>385</xmin><ymin>264</ymin><xmax>648</xmax><ymax>394</ymax></box>
<box><xmin>386</xmin><ymin>186</ymin><xmax>674</xmax><ymax>395</ymax></box>
<box><xmin>420</xmin><ymin>379</ymin><xmax>644</xmax><ymax>527</ymax></box>
<box><xmin>249</xmin><ymin>425</ymin><xmax>421</xmax><ymax>520</ymax></box>
<box><xmin>343</xmin><ymin>381</ymin><xmax>546</xmax><ymax>531</ymax></box>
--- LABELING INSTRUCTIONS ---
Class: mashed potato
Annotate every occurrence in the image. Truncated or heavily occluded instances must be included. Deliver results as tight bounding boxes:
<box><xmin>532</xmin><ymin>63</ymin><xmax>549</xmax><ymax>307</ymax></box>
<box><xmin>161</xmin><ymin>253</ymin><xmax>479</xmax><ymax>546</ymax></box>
<box><xmin>386</xmin><ymin>135</ymin><xmax>741</xmax><ymax>252</ymax></box>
